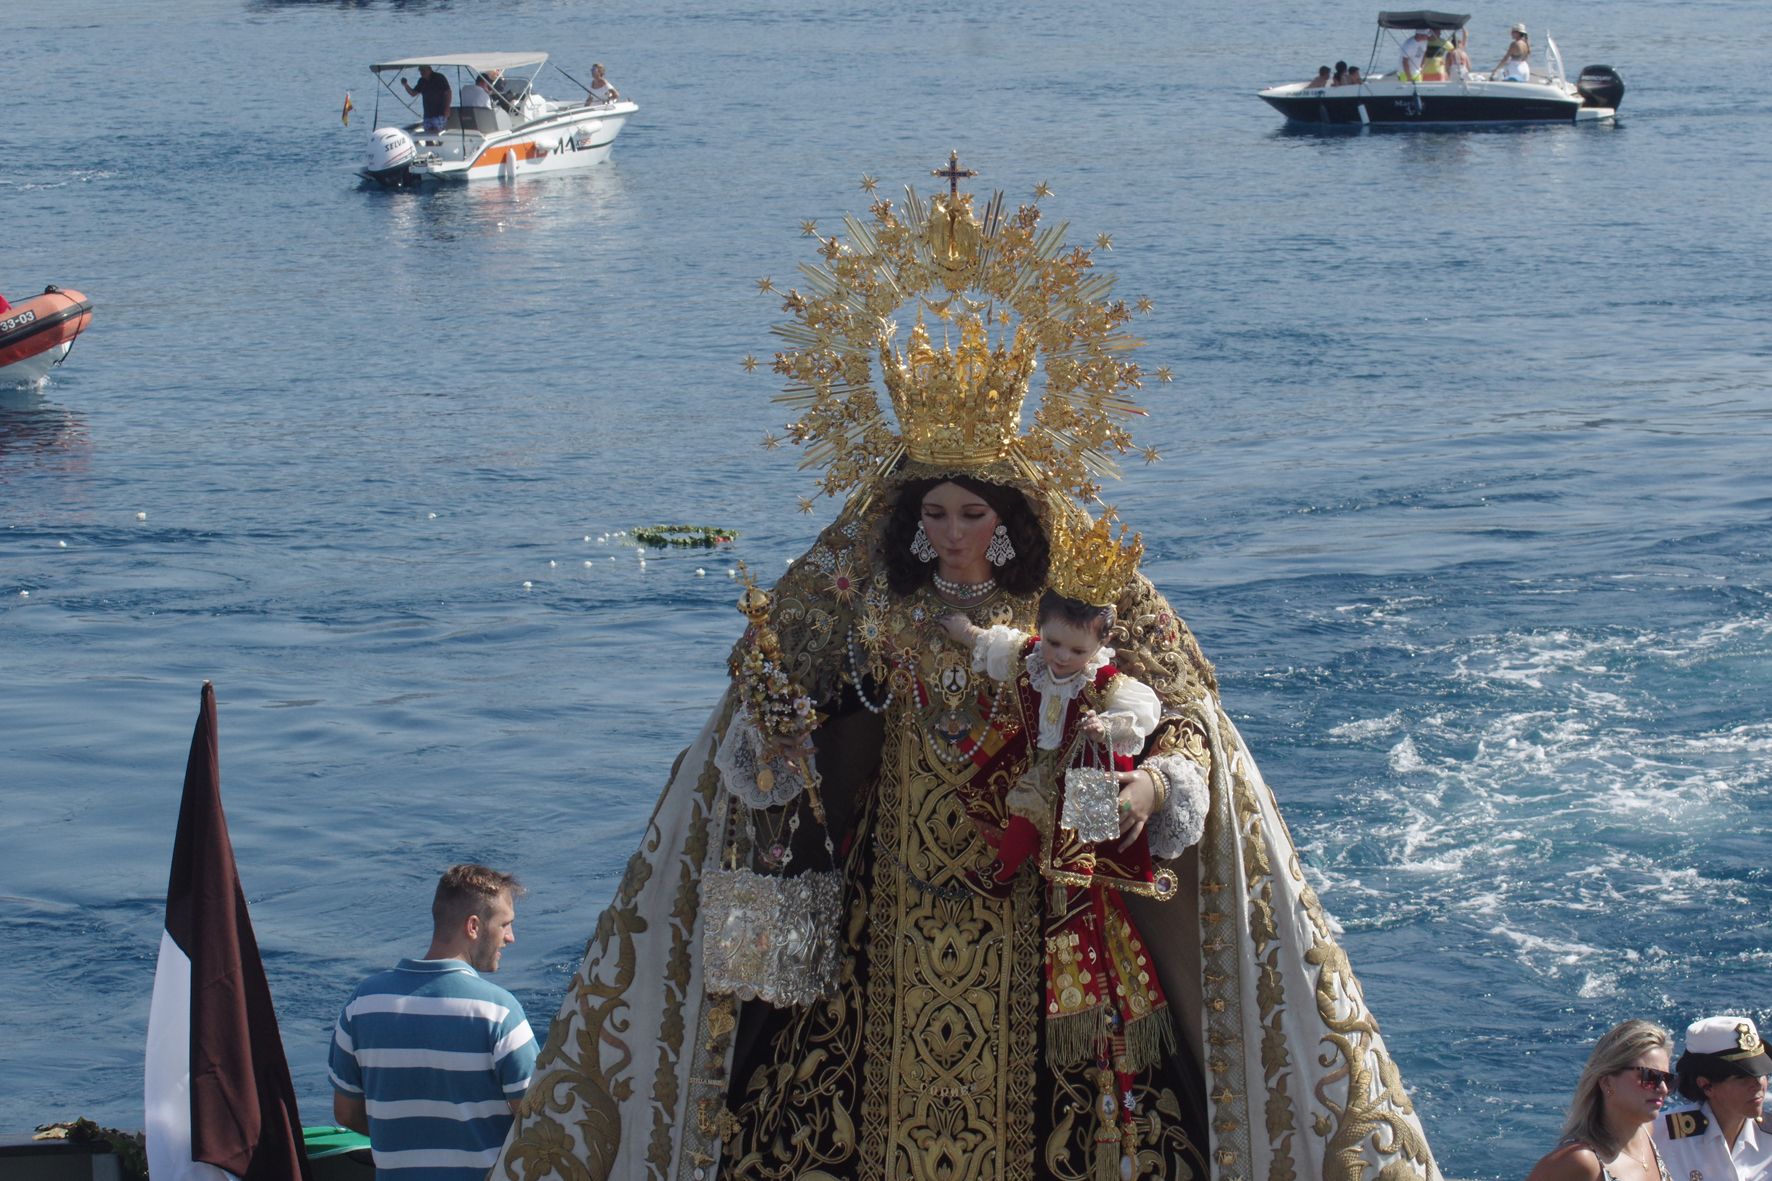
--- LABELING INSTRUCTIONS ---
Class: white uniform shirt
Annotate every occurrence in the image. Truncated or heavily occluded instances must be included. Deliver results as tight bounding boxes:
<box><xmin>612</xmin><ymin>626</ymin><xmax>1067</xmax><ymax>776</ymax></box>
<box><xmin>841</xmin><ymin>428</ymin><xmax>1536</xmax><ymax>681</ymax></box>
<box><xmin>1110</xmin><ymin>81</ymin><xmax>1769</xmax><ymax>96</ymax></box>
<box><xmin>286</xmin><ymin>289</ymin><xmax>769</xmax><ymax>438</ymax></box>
<box><xmin>460</xmin><ymin>83</ymin><xmax>493</xmax><ymax>109</ymax></box>
<box><xmin>1653</xmin><ymin>1101</ymin><xmax>1772</xmax><ymax>1181</ymax></box>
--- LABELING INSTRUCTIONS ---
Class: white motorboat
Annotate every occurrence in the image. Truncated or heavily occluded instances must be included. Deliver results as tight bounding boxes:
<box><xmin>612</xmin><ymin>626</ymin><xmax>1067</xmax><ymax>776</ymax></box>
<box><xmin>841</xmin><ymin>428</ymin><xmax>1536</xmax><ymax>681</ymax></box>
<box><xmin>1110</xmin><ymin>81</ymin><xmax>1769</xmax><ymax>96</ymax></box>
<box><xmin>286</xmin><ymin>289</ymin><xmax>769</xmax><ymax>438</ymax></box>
<box><xmin>1258</xmin><ymin>10</ymin><xmax>1623</xmax><ymax>127</ymax></box>
<box><xmin>360</xmin><ymin>53</ymin><xmax>637</xmax><ymax>186</ymax></box>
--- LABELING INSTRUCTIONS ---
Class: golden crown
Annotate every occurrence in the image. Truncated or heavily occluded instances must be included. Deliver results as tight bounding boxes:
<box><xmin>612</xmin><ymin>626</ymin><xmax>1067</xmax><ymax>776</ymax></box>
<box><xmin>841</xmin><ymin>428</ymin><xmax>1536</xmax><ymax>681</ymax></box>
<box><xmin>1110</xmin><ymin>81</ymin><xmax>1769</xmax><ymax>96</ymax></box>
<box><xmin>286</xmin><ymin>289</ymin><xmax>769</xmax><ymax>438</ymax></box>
<box><xmin>749</xmin><ymin>153</ymin><xmax>1171</xmax><ymax>511</ymax></box>
<box><xmin>1047</xmin><ymin>510</ymin><xmax>1144</xmax><ymax>608</ymax></box>
<box><xmin>880</xmin><ymin>315</ymin><xmax>1035</xmax><ymax>467</ymax></box>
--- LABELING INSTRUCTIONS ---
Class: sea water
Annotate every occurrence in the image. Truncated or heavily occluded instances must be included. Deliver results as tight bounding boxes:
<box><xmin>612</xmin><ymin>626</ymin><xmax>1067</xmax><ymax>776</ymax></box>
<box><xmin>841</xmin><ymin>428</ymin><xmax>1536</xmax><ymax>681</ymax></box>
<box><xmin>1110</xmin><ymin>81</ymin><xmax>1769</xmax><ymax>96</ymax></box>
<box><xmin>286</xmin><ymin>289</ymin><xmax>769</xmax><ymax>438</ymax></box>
<box><xmin>3</xmin><ymin>1</ymin><xmax>1769</xmax><ymax>1177</ymax></box>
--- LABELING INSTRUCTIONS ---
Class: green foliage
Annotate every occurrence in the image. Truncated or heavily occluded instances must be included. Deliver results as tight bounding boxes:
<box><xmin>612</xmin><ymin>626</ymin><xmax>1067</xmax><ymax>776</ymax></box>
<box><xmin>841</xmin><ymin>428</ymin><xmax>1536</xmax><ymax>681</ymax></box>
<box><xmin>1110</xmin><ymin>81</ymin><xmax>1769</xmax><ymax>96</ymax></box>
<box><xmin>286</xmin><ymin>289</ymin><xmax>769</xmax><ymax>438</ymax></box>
<box><xmin>631</xmin><ymin>524</ymin><xmax>739</xmax><ymax>548</ymax></box>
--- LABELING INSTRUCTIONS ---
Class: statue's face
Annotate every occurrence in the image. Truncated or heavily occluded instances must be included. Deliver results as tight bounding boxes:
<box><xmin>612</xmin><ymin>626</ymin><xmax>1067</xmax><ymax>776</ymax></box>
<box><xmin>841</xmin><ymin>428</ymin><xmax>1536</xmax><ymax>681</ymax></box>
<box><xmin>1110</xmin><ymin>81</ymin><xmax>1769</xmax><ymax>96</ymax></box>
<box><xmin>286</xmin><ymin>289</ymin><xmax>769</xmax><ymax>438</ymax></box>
<box><xmin>1038</xmin><ymin>617</ymin><xmax>1103</xmax><ymax>680</ymax></box>
<box><xmin>920</xmin><ymin>482</ymin><xmax>1000</xmax><ymax>574</ymax></box>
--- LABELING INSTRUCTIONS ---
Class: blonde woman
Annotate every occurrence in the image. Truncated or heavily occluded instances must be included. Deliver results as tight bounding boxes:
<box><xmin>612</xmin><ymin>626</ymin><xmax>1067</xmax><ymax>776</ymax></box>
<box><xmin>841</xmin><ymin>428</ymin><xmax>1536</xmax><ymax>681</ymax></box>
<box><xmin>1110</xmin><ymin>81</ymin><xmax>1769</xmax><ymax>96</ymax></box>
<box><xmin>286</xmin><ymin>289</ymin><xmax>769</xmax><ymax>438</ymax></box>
<box><xmin>1526</xmin><ymin>1019</ymin><xmax>1677</xmax><ymax>1181</ymax></box>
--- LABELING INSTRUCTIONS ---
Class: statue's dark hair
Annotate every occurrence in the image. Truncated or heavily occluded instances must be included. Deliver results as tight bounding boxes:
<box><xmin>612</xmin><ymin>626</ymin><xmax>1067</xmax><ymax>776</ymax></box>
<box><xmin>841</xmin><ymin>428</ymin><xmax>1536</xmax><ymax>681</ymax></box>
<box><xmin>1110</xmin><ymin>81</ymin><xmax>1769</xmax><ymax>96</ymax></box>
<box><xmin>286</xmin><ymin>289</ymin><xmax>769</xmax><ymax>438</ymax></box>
<box><xmin>881</xmin><ymin>475</ymin><xmax>1049</xmax><ymax>596</ymax></box>
<box><xmin>1037</xmin><ymin>590</ymin><xmax>1114</xmax><ymax>642</ymax></box>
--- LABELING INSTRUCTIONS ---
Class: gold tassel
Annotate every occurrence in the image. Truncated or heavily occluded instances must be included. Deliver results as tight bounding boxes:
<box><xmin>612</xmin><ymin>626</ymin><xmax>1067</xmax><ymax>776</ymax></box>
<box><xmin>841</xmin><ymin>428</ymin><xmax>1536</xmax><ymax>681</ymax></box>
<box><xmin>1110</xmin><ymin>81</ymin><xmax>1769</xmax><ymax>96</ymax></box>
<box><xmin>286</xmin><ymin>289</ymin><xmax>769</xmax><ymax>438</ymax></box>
<box><xmin>1093</xmin><ymin>1067</ymin><xmax>1121</xmax><ymax>1181</ymax></box>
<box><xmin>1095</xmin><ymin>1133</ymin><xmax>1119</xmax><ymax>1181</ymax></box>
<box><xmin>1046</xmin><ymin>1005</ymin><xmax>1110</xmax><ymax>1069</ymax></box>
<box><xmin>1120</xmin><ymin>1007</ymin><xmax>1178</xmax><ymax>1074</ymax></box>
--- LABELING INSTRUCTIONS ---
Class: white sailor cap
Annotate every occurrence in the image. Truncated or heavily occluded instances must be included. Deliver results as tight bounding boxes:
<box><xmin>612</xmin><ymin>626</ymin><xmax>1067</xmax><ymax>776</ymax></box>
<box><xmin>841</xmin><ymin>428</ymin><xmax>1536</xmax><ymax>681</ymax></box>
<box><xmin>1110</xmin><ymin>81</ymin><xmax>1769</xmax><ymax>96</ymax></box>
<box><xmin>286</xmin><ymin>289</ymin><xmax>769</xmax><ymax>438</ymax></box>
<box><xmin>1678</xmin><ymin>1016</ymin><xmax>1772</xmax><ymax>1079</ymax></box>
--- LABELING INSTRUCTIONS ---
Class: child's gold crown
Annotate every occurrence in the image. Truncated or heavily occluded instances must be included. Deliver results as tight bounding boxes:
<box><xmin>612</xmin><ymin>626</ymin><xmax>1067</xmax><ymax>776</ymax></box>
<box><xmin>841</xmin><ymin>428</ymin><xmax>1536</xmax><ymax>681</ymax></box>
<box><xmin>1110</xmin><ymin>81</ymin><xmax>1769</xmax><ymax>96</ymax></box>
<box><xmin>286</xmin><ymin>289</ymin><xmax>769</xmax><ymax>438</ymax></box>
<box><xmin>1047</xmin><ymin>510</ymin><xmax>1143</xmax><ymax>608</ymax></box>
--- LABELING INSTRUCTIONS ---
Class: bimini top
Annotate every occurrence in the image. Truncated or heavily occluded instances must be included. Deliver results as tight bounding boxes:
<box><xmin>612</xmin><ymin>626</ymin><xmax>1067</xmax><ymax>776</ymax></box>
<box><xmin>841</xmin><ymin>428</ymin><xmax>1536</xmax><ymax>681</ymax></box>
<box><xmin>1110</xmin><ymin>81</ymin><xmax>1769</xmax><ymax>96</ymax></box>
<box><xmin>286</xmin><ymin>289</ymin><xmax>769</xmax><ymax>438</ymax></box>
<box><xmin>1376</xmin><ymin>11</ymin><xmax>1470</xmax><ymax>29</ymax></box>
<box><xmin>371</xmin><ymin>53</ymin><xmax>547</xmax><ymax>74</ymax></box>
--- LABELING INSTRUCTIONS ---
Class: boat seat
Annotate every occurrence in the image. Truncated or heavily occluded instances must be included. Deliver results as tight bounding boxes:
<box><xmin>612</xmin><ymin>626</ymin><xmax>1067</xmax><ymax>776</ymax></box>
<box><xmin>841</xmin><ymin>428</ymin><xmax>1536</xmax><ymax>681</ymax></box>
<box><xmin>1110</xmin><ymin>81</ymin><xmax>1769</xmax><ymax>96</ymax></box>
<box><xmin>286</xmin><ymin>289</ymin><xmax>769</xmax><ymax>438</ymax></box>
<box><xmin>443</xmin><ymin>106</ymin><xmax>509</xmax><ymax>133</ymax></box>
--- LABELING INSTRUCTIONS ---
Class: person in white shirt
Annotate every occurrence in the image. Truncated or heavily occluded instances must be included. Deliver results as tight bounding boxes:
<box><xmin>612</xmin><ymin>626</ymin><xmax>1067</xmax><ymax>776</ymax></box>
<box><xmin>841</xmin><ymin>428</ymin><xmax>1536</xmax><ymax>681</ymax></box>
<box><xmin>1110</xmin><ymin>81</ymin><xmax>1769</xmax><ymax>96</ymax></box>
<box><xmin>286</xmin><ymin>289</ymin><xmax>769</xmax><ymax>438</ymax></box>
<box><xmin>583</xmin><ymin>62</ymin><xmax>620</xmax><ymax>105</ymax></box>
<box><xmin>1495</xmin><ymin>23</ymin><xmax>1533</xmax><ymax>82</ymax></box>
<box><xmin>460</xmin><ymin>74</ymin><xmax>493</xmax><ymax>109</ymax></box>
<box><xmin>1654</xmin><ymin>1015</ymin><xmax>1772</xmax><ymax>1181</ymax></box>
<box><xmin>1399</xmin><ymin>30</ymin><xmax>1430</xmax><ymax>81</ymax></box>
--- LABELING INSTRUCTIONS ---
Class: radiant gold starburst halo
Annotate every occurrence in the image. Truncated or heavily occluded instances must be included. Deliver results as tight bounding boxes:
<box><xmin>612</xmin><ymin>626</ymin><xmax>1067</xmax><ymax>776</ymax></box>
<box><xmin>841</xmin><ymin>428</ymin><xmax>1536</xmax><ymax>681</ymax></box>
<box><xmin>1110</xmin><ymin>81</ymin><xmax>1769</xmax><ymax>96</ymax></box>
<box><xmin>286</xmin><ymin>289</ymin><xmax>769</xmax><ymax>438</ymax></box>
<box><xmin>754</xmin><ymin>155</ymin><xmax>1169</xmax><ymax>510</ymax></box>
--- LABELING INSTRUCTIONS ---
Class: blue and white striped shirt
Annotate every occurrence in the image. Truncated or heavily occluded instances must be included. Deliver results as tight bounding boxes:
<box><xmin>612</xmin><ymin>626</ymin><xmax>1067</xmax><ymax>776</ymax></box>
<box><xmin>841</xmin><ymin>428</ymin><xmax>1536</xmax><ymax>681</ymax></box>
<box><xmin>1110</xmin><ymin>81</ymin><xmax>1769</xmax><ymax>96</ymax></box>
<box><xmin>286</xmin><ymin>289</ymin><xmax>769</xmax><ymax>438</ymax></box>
<box><xmin>329</xmin><ymin>959</ymin><xmax>537</xmax><ymax>1181</ymax></box>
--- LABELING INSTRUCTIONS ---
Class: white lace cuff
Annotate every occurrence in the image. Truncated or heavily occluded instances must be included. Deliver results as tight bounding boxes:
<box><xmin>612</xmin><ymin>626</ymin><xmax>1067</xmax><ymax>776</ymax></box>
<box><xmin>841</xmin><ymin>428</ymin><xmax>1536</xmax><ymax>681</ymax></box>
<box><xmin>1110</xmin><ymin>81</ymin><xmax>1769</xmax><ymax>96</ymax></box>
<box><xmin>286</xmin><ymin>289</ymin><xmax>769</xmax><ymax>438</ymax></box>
<box><xmin>713</xmin><ymin>708</ymin><xmax>819</xmax><ymax>809</ymax></box>
<box><xmin>1142</xmin><ymin>753</ymin><xmax>1208</xmax><ymax>858</ymax></box>
<box><xmin>1100</xmin><ymin>677</ymin><xmax>1161</xmax><ymax>755</ymax></box>
<box><xmin>971</xmin><ymin>624</ymin><xmax>1030</xmax><ymax>683</ymax></box>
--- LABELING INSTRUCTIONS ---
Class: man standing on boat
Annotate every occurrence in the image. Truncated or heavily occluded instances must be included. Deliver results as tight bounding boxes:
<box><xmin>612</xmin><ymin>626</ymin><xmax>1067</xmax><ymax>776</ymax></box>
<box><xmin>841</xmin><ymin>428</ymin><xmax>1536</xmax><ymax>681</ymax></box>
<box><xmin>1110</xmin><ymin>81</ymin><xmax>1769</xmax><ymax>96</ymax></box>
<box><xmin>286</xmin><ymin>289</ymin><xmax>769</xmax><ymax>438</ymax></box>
<box><xmin>1399</xmin><ymin>29</ymin><xmax>1430</xmax><ymax>81</ymax></box>
<box><xmin>328</xmin><ymin>865</ymin><xmax>537</xmax><ymax>1181</ymax></box>
<box><xmin>403</xmin><ymin>65</ymin><xmax>452</xmax><ymax>133</ymax></box>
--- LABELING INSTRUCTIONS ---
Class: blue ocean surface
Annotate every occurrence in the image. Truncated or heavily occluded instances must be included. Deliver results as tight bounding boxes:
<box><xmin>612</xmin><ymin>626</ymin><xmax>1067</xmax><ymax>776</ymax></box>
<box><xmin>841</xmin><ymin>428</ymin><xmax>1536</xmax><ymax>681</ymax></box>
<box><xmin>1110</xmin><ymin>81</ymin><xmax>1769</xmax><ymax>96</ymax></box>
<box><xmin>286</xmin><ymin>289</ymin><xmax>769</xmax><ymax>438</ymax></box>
<box><xmin>4</xmin><ymin>1</ymin><xmax>1769</xmax><ymax>1177</ymax></box>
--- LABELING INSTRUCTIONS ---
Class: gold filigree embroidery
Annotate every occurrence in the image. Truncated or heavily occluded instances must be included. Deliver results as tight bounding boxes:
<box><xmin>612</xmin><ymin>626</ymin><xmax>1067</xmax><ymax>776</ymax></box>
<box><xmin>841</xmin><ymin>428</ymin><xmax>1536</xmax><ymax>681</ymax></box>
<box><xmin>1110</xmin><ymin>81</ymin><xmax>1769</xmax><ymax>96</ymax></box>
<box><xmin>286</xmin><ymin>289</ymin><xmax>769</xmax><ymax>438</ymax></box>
<box><xmin>1196</xmin><ymin>717</ymin><xmax>1254</xmax><ymax>1179</ymax></box>
<box><xmin>1226</xmin><ymin>721</ymin><xmax>1297</xmax><ymax>1181</ymax></box>
<box><xmin>501</xmin><ymin>697</ymin><xmax>720</xmax><ymax>1181</ymax></box>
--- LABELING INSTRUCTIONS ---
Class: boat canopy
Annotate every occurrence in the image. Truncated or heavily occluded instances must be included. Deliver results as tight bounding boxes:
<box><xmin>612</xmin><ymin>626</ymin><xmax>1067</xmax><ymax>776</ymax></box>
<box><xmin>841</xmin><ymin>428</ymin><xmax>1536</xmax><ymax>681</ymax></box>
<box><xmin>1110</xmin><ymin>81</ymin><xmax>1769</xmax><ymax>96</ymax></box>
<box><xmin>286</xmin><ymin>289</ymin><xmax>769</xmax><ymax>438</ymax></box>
<box><xmin>371</xmin><ymin>53</ymin><xmax>547</xmax><ymax>74</ymax></box>
<box><xmin>1375</xmin><ymin>10</ymin><xmax>1470</xmax><ymax>29</ymax></box>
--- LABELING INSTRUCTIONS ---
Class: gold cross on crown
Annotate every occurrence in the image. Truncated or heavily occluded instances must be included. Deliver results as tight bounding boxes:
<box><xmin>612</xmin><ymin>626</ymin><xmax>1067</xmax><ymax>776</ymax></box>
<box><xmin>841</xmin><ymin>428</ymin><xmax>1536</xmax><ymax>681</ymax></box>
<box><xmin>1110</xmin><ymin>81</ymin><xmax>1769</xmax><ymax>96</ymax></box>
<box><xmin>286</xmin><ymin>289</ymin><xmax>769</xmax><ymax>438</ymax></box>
<box><xmin>931</xmin><ymin>149</ymin><xmax>977</xmax><ymax>200</ymax></box>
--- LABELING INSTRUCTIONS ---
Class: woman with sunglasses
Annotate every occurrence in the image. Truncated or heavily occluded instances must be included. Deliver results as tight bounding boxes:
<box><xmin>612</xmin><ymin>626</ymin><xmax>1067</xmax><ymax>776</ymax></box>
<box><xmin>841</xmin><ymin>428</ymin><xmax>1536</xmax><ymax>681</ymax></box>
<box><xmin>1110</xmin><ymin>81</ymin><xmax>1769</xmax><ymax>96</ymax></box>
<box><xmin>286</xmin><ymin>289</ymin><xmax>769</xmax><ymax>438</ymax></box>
<box><xmin>1526</xmin><ymin>1019</ymin><xmax>1677</xmax><ymax>1181</ymax></box>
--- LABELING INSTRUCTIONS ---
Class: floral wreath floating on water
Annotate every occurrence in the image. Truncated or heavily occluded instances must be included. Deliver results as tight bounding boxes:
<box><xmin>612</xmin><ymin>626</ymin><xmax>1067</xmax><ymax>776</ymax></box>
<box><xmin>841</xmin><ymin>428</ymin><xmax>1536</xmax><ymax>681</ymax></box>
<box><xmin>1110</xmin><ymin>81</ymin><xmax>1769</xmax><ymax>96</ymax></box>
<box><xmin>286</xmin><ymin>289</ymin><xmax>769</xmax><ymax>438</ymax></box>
<box><xmin>742</xmin><ymin>151</ymin><xmax>1174</xmax><ymax>514</ymax></box>
<box><xmin>632</xmin><ymin>524</ymin><xmax>740</xmax><ymax>548</ymax></box>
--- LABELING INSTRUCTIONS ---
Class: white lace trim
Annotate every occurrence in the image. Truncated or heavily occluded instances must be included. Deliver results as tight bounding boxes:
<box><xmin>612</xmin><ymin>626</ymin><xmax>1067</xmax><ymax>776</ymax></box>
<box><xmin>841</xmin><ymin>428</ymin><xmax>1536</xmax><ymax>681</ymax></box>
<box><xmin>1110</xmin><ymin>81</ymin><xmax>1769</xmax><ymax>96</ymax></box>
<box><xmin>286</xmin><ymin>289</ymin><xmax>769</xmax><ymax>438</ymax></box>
<box><xmin>712</xmin><ymin>708</ymin><xmax>818</xmax><ymax>809</ymax></box>
<box><xmin>1025</xmin><ymin>643</ymin><xmax>1113</xmax><ymax>701</ymax></box>
<box><xmin>1100</xmin><ymin>678</ymin><xmax>1161</xmax><ymax>756</ymax></box>
<box><xmin>1142</xmin><ymin>753</ymin><xmax>1208</xmax><ymax>858</ymax></box>
<box><xmin>970</xmin><ymin>624</ymin><xmax>1029</xmax><ymax>683</ymax></box>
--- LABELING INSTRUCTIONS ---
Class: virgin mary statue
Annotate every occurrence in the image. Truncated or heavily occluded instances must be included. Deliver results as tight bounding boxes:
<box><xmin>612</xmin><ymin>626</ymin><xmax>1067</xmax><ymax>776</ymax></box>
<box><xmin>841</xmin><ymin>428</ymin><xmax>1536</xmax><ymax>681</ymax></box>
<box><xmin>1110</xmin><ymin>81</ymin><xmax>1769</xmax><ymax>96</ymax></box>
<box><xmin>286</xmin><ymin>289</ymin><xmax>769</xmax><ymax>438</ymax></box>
<box><xmin>493</xmin><ymin>162</ymin><xmax>1444</xmax><ymax>1181</ymax></box>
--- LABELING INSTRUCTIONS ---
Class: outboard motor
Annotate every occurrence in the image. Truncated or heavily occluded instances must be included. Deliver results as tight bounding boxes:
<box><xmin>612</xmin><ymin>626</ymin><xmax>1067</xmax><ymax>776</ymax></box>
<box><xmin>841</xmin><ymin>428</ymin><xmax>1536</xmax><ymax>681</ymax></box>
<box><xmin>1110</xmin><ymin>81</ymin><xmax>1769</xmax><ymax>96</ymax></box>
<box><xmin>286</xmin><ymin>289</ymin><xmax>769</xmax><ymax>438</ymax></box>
<box><xmin>363</xmin><ymin>126</ymin><xmax>418</xmax><ymax>186</ymax></box>
<box><xmin>1576</xmin><ymin>65</ymin><xmax>1625</xmax><ymax>110</ymax></box>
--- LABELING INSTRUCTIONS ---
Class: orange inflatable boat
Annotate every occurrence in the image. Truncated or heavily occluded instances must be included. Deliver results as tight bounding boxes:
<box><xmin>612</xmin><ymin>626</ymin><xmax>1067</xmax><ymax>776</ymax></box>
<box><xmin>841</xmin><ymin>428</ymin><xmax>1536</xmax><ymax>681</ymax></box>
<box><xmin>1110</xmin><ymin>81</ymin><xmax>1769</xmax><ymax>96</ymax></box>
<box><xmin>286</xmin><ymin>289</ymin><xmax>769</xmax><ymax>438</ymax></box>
<box><xmin>0</xmin><ymin>286</ymin><xmax>95</xmax><ymax>384</ymax></box>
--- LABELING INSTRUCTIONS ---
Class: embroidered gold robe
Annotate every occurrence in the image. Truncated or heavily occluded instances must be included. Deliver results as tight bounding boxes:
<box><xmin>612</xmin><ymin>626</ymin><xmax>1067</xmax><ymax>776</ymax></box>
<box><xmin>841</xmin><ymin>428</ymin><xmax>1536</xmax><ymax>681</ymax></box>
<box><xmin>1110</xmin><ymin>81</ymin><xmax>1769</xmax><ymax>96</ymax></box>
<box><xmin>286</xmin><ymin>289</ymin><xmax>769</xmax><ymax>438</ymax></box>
<box><xmin>492</xmin><ymin>513</ymin><xmax>1444</xmax><ymax>1181</ymax></box>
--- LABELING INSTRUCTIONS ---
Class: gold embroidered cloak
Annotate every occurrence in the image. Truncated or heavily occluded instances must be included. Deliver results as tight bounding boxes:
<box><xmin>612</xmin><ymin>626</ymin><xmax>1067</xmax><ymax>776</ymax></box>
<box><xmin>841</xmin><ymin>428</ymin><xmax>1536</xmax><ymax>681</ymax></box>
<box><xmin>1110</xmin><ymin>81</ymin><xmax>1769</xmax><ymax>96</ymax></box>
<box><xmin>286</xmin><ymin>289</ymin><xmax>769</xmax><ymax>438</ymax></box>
<box><xmin>492</xmin><ymin>511</ymin><xmax>1444</xmax><ymax>1181</ymax></box>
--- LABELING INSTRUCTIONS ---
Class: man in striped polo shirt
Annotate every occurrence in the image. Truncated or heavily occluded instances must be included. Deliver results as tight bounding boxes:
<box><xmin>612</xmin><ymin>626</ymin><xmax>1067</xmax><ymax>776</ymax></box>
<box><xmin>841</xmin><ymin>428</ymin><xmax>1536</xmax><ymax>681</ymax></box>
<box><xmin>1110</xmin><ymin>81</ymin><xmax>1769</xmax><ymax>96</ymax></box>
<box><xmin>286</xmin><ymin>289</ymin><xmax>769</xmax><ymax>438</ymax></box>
<box><xmin>330</xmin><ymin>865</ymin><xmax>538</xmax><ymax>1180</ymax></box>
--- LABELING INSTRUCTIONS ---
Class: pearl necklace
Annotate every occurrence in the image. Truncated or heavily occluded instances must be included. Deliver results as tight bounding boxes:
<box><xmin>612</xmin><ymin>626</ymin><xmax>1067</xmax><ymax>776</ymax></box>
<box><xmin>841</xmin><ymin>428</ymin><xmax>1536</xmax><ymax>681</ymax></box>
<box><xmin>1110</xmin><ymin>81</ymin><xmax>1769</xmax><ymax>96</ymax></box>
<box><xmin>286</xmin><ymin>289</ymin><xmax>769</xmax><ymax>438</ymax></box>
<box><xmin>931</xmin><ymin>572</ymin><xmax>996</xmax><ymax>599</ymax></box>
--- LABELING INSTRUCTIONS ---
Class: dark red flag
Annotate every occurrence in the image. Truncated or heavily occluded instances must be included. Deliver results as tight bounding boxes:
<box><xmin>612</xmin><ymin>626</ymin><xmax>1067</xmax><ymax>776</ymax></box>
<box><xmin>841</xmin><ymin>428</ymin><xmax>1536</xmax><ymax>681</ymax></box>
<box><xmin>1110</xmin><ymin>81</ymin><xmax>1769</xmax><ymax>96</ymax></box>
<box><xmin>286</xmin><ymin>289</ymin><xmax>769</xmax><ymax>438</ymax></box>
<box><xmin>145</xmin><ymin>682</ymin><xmax>314</xmax><ymax>1181</ymax></box>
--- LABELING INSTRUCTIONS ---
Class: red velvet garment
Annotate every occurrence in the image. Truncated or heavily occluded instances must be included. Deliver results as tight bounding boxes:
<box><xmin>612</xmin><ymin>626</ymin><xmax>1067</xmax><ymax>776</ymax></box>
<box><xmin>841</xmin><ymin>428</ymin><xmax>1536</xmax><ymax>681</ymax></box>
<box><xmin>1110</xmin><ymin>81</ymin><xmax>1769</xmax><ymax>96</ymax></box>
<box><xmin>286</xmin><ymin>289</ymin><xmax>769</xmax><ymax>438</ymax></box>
<box><xmin>955</xmin><ymin>638</ymin><xmax>1176</xmax><ymax>900</ymax></box>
